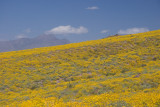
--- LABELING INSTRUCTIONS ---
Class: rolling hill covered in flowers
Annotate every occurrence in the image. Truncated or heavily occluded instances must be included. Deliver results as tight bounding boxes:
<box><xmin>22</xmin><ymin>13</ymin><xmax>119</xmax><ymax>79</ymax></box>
<box><xmin>0</xmin><ymin>30</ymin><xmax>160</xmax><ymax>107</ymax></box>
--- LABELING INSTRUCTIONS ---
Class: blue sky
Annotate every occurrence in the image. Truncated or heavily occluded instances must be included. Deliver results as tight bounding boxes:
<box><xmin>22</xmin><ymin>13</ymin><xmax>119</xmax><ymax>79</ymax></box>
<box><xmin>0</xmin><ymin>0</ymin><xmax>160</xmax><ymax>42</ymax></box>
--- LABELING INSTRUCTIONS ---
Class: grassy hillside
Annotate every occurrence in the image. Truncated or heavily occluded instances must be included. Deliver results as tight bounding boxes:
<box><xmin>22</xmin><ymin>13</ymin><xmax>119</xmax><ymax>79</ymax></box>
<box><xmin>0</xmin><ymin>30</ymin><xmax>160</xmax><ymax>107</ymax></box>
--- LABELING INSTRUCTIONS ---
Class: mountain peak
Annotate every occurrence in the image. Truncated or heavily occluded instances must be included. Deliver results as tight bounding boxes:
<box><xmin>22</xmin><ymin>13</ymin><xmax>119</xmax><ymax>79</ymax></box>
<box><xmin>0</xmin><ymin>34</ymin><xmax>70</xmax><ymax>52</ymax></box>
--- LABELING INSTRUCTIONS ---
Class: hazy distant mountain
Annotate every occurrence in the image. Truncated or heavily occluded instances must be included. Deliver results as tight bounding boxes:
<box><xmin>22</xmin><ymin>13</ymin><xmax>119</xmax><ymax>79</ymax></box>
<box><xmin>0</xmin><ymin>34</ymin><xmax>70</xmax><ymax>52</ymax></box>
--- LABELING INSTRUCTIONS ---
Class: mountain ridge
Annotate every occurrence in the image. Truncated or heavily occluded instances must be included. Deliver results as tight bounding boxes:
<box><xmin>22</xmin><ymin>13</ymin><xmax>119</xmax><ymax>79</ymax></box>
<box><xmin>0</xmin><ymin>34</ymin><xmax>70</xmax><ymax>52</ymax></box>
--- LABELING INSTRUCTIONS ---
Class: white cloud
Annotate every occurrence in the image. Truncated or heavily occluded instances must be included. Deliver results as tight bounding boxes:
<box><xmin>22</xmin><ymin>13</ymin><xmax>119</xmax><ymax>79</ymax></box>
<box><xmin>101</xmin><ymin>30</ymin><xmax>109</xmax><ymax>34</ymax></box>
<box><xmin>45</xmin><ymin>25</ymin><xmax>88</xmax><ymax>35</ymax></box>
<box><xmin>86</xmin><ymin>6</ymin><xmax>99</xmax><ymax>10</ymax></box>
<box><xmin>24</xmin><ymin>28</ymin><xmax>31</xmax><ymax>33</ymax></box>
<box><xmin>16</xmin><ymin>34</ymin><xmax>27</xmax><ymax>39</ymax></box>
<box><xmin>118</xmin><ymin>28</ymin><xmax>149</xmax><ymax>35</ymax></box>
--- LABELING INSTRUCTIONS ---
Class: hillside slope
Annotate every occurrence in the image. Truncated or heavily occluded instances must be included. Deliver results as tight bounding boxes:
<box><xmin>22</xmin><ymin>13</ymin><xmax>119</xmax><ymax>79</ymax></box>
<box><xmin>0</xmin><ymin>30</ymin><xmax>160</xmax><ymax>107</ymax></box>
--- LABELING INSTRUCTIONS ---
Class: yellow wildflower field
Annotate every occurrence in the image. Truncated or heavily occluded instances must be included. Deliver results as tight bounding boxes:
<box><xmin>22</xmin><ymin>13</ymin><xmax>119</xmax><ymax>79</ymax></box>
<box><xmin>0</xmin><ymin>30</ymin><xmax>160</xmax><ymax>107</ymax></box>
